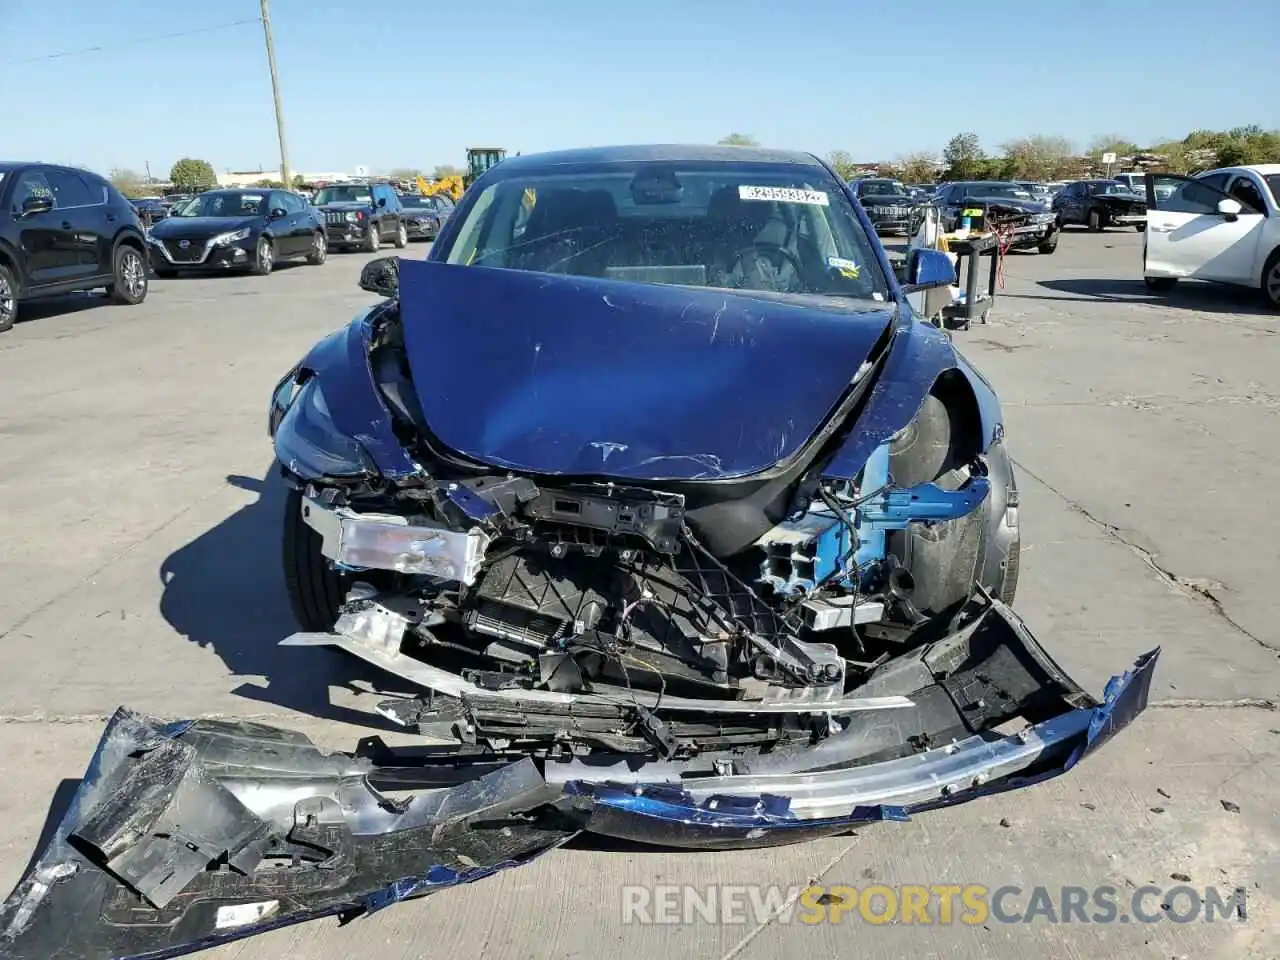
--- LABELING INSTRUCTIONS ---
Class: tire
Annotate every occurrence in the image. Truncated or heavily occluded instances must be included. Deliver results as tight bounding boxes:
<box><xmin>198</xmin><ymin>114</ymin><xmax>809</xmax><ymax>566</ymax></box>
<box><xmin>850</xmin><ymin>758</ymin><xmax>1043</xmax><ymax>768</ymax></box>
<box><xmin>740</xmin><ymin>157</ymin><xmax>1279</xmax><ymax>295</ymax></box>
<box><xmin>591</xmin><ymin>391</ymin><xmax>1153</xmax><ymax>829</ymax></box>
<box><xmin>1087</xmin><ymin>209</ymin><xmax>1104</xmax><ymax>232</ymax></box>
<box><xmin>1037</xmin><ymin>233</ymin><xmax>1059</xmax><ymax>255</ymax></box>
<box><xmin>252</xmin><ymin>235</ymin><xmax>274</xmax><ymax>276</ymax></box>
<box><xmin>0</xmin><ymin>263</ymin><xmax>17</xmax><ymax>333</ymax></box>
<box><xmin>1263</xmin><ymin>249</ymin><xmax>1280</xmax><ymax>310</ymax></box>
<box><xmin>392</xmin><ymin>220</ymin><xmax>408</xmax><ymax>249</ymax></box>
<box><xmin>107</xmin><ymin>244</ymin><xmax>148</xmax><ymax>305</ymax></box>
<box><xmin>282</xmin><ymin>487</ymin><xmax>347</xmax><ymax>632</ymax></box>
<box><xmin>306</xmin><ymin>231</ymin><xmax>327</xmax><ymax>265</ymax></box>
<box><xmin>1144</xmin><ymin>276</ymin><xmax>1178</xmax><ymax>292</ymax></box>
<box><xmin>364</xmin><ymin>223</ymin><xmax>381</xmax><ymax>253</ymax></box>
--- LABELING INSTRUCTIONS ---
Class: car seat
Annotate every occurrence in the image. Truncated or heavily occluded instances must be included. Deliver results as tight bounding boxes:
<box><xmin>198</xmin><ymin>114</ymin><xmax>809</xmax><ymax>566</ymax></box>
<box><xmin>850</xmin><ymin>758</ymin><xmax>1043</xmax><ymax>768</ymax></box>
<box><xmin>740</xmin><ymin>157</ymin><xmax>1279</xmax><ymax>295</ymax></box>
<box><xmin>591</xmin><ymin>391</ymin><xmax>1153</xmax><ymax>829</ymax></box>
<box><xmin>518</xmin><ymin>188</ymin><xmax>620</xmax><ymax>276</ymax></box>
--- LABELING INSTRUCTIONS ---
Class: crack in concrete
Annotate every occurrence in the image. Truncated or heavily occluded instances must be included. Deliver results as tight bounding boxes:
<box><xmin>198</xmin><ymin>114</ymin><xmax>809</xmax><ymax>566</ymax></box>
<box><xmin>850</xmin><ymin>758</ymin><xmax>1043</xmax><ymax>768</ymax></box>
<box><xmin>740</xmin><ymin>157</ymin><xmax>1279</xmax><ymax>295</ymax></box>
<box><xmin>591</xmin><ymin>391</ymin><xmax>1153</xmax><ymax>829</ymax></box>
<box><xmin>1013</xmin><ymin>459</ymin><xmax>1279</xmax><ymax>656</ymax></box>
<box><xmin>716</xmin><ymin>836</ymin><xmax>859</xmax><ymax>960</ymax></box>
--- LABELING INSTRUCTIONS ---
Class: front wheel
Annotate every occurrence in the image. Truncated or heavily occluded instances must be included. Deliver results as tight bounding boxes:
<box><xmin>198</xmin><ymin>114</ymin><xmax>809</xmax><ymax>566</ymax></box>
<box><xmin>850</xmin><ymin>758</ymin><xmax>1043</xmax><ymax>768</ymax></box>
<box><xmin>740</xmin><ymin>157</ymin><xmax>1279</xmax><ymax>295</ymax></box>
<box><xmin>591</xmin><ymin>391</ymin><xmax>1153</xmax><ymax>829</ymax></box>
<box><xmin>0</xmin><ymin>263</ymin><xmax>17</xmax><ymax>333</ymax></box>
<box><xmin>1087</xmin><ymin>209</ymin><xmax>1104</xmax><ymax>232</ymax></box>
<box><xmin>107</xmin><ymin>245</ymin><xmax>148</xmax><ymax>304</ymax></box>
<box><xmin>1037</xmin><ymin>233</ymin><xmax>1059</xmax><ymax>254</ymax></box>
<box><xmin>392</xmin><ymin>221</ymin><xmax>408</xmax><ymax>249</ymax></box>
<box><xmin>1262</xmin><ymin>250</ymin><xmax>1280</xmax><ymax>310</ymax></box>
<box><xmin>306</xmin><ymin>231</ymin><xmax>327</xmax><ymax>265</ymax></box>
<box><xmin>364</xmin><ymin>223</ymin><xmax>381</xmax><ymax>253</ymax></box>
<box><xmin>282</xmin><ymin>487</ymin><xmax>346</xmax><ymax>632</ymax></box>
<box><xmin>252</xmin><ymin>236</ymin><xmax>275</xmax><ymax>276</ymax></box>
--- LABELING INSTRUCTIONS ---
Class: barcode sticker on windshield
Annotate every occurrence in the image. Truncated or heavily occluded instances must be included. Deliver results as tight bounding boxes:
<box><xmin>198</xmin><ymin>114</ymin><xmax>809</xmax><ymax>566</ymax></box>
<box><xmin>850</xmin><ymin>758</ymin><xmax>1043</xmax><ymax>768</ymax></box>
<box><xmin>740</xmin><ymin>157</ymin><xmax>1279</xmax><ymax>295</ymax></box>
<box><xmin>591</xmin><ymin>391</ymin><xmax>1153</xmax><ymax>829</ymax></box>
<box><xmin>739</xmin><ymin>185</ymin><xmax>830</xmax><ymax>206</ymax></box>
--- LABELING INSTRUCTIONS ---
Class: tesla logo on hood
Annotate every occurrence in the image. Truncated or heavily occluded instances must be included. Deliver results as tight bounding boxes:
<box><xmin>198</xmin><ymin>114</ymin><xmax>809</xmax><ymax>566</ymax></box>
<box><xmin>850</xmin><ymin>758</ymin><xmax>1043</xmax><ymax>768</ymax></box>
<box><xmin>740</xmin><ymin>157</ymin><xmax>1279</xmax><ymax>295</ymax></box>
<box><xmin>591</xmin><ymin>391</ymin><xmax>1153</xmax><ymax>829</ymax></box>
<box><xmin>178</xmin><ymin>240</ymin><xmax>191</xmax><ymax>249</ymax></box>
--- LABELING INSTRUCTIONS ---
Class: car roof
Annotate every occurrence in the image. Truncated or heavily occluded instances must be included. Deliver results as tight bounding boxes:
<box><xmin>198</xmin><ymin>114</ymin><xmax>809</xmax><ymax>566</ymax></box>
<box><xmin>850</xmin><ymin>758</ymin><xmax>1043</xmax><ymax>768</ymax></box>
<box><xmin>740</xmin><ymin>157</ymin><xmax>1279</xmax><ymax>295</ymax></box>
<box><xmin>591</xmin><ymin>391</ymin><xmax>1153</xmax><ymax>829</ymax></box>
<box><xmin>949</xmin><ymin>180</ymin><xmax>1023</xmax><ymax>187</ymax></box>
<box><xmin>1202</xmin><ymin>164</ymin><xmax>1280</xmax><ymax>176</ymax></box>
<box><xmin>494</xmin><ymin>144</ymin><xmax>823</xmax><ymax>171</ymax></box>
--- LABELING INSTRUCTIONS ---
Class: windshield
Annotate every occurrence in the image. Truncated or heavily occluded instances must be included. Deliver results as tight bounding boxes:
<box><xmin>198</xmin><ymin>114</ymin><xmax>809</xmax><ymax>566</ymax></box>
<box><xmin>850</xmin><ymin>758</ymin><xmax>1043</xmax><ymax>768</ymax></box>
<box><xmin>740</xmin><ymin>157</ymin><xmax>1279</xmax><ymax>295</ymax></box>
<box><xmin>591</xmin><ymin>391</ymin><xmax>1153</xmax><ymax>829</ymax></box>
<box><xmin>1265</xmin><ymin>175</ymin><xmax>1280</xmax><ymax>205</ymax></box>
<box><xmin>172</xmin><ymin>192</ymin><xmax>265</xmax><ymax>217</ymax></box>
<box><xmin>314</xmin><ymin>185</ymin><xmax>372</xmax><ymax>204</ymax></box>
<box><xmin>963</xmin><ymin>183</ymin><xmax>1034</xmax><ymax>200</ymax></box>
<box><xmin>859</xmin><ymin>180</ymin><xmax>906</xmax><ymax>197</ymax></box>
<box><xmin>1097</xmin><ymin>182</ymin><xmax>1139</xmax><ymax>195</ymax></box>
<box><xmin>399</xmin><ymin>195</ymin><xmax>433</xmax><ymax>208</ymax></box>
<box><xmin>440</xmin><ymin>160</ymin><xmax>888</xmax><ymax>300</ymax></box>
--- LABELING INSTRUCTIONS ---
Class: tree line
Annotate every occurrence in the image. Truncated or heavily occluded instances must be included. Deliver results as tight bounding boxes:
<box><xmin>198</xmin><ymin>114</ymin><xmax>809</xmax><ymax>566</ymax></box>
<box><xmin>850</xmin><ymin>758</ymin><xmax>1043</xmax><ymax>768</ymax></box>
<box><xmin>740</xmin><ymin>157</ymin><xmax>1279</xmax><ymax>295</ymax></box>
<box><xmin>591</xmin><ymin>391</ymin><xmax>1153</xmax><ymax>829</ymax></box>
<box><xmin>103</xmin><ymin>128</ymin><xmax>1280</xmax><ymax>197</ymax></box>
<box><xmin>716</xmin><ymin>128</ymin><xmax>1280</xmax><ymax>182</ymax></box>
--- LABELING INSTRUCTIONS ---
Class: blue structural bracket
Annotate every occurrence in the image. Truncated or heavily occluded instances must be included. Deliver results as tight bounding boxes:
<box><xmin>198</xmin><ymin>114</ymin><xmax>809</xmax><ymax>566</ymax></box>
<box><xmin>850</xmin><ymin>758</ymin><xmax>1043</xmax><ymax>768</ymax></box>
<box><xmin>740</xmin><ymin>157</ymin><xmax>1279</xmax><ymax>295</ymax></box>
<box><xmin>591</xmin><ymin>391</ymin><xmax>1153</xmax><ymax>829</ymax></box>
<box><xmin>853</xmin><ymin>472</ymin><xmax>990</xmax><ymax>568</ymax></box>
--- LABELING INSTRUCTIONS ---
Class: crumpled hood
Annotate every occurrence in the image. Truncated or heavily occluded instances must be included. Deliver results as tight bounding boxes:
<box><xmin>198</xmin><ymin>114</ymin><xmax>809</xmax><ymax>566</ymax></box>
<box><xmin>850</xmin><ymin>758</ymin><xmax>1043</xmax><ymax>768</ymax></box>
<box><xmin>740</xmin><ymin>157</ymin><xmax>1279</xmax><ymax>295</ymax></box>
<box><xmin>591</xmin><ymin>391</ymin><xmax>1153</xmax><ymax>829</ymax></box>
<box><xmin>397</xmin><ymin>261</ymin><xmax>896</xmax><ymax>481</ymax></box>
<box><xmin>964</xmin><ymin>196</ymin><xmax>1049</xmax><ymax>215</ymax></box>
<box><xmin>150</xmin><ymin>215</ymin><xmax>258</xmax><ymax>238</ymax></box>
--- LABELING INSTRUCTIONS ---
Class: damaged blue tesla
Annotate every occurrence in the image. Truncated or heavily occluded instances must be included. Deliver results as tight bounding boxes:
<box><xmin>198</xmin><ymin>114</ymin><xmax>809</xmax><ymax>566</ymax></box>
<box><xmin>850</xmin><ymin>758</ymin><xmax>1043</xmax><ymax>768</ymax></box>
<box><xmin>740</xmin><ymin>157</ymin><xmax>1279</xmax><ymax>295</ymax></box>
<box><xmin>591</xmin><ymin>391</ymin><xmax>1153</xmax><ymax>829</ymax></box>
<box><xmin>1</xmin><ymin>146</ymin><xmax>1158</xmax><ymax>959</ymax></box>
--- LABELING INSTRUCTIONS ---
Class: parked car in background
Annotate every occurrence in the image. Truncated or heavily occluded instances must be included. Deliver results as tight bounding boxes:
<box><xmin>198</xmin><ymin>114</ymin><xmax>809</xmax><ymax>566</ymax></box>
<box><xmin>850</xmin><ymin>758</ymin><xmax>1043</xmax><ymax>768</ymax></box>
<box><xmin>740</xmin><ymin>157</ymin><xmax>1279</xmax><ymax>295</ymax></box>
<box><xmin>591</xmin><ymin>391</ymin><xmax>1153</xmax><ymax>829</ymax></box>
<box><xmin>1052</xmin><ymin>180</ymin><xmax>1147</xmax><ymax>232</ymax></box>
<box><xmin>396</xmin><ymin>193</ymin><xmax>454</xmax><ymax>240</ymax></box>
<box><xmin>129</xmin><ymin>197</ymin><xmax>170</xmax><ymax>228</ymax></box>
<box><xmin>0</xmin><ymin>160</ymin><xmax>149</xmax><ymax>332</ymax></box>
<box><xmin>848</xmin><ymin>178</ymin><xmax>921</xmax><ymax>234</ymax></box>
<box><xmin>1114</xmin><ymin>172</ymin><xmax>1175</xmax><ymax>202</ymax></box>
<box><xmin>1014</xmin><ymin>181</ymin><xmax>1055</xmax><ymax>206</ymax></box>
<box><xmin>934</xmin><ymin>180</ymin><xmax>1060</xmax><ymax>253</ymax></box>
<box><xmin>147</xmin><ymin>188</ymin><xmax>326</xmax><ymax>276</ymax></box>
<box><xmin>1143</xmin><ymin>165</ymin><xmax>1280</xmax><ymax>309</ymax></box>
<box><xmin>313</xmin><ymin>182</ymin><xmax>406</xmax><ymax>252</ymax></box>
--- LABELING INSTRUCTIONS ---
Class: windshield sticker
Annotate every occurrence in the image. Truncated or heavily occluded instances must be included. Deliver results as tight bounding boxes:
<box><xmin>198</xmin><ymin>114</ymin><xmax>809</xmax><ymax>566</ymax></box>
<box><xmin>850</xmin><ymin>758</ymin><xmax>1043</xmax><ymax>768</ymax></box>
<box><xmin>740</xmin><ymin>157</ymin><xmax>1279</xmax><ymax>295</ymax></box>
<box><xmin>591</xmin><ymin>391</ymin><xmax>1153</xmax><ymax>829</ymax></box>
<box><xmin>738</xmin><ymin>185</ymin><xmax>830</xmax><ymax>206</ymax></box>
<box><xmin>827</xmin><ymin>256</ymin><xmax>861</xmax><ymax>279</ymax></box>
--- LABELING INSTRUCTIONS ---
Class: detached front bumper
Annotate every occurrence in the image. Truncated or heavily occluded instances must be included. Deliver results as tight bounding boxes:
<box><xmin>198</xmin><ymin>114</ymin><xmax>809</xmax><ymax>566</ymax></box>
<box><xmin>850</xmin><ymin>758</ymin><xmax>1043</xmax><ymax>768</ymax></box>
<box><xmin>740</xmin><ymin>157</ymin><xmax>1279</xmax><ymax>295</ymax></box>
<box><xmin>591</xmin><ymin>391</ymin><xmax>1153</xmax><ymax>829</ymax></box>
<box><xmin>0</xmin><ymin>596</ymin><xmax>1158</xmax><ymax>958</ymax></box>
<box><xmin>1006</xmin><ymin>220</ymin><xmax>1058</xmax><ymax>249</ymax></box>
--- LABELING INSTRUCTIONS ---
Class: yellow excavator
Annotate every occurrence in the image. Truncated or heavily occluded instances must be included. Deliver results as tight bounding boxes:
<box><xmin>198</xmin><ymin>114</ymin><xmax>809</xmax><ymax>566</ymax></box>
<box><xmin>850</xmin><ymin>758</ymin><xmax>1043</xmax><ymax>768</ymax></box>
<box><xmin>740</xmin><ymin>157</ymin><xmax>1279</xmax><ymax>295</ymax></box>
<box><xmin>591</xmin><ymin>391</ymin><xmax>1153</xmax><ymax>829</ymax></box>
<box><xmin>414</xmin><ymin>149</ymin><xmax>507</xmax><ymax>203</ymax></box>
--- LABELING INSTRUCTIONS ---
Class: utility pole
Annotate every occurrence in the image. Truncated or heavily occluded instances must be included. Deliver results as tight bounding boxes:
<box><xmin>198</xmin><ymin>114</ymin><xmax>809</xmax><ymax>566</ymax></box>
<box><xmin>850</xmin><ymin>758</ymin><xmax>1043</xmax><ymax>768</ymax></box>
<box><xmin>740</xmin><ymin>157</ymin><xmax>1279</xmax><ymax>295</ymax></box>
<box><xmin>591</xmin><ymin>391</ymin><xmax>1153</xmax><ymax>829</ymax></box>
<box><xmin>260</xmin><ymin>0</ymin><xmax>291</xmax><ymax>188</ymax></box>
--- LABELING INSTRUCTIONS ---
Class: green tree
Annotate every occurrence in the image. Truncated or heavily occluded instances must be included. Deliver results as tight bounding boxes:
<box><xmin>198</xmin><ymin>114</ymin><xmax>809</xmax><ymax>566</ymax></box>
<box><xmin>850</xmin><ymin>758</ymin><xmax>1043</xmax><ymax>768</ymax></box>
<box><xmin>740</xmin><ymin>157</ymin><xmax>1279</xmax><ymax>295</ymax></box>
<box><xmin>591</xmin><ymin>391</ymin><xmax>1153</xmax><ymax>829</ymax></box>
<box><xmin>942</xmin><ymin>132</ymin><xmax>984</xmax><ymax>179</ymax></box>
<box><xmin>899</xmin><ymin>152</ymin><xmax>940</xmax><ymax>184</ymax></box>
<box><xmin>1087</xmin><ymin>134</ymin><xmax>1138</xmax><ymax>161</ymax></box>
<box><xmin>1000</xmin><ymin>135</ymin><xmax>1075</xmax><ymax>180</ymax></box>
<box><xmin>170</xmin><ymin>158</ymin><xmax>217</xmax><ymax>191</ymax></box>
<box><xmin>109</xmin><ymin>168</ymin><xmax>146</xmax><ymax>197</ymax></box>
<box><xmin>253</xmin><ymin>178</ymin><xmax>285</xmax><ymax>188</ymax></box>
<box><xmin>431</xmin><ymin>164</ymin><xmax>464</xmax><ymax>179</ymax></box>
<box><xmin>292</xmin><ymin>173</ymin><xmax>307</xmax><ymax>189</ymax></box>
<box><xmin>825</xmin><ymin>150</ymin><xmax>858</xmax><ymax>180</ymax></box>
<box><xmin>718</xmin><ymin>133</ymin><xmax>759</xmax><ymax>147</ymax></box>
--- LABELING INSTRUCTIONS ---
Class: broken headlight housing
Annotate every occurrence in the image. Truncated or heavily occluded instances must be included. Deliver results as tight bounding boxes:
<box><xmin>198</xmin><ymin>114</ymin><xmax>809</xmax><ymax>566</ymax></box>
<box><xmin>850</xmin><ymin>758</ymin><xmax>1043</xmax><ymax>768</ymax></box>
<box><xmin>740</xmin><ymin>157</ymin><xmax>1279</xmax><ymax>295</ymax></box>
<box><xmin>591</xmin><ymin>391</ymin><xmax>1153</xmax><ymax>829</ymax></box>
<box><xmin>273</xmin><ymin>377</ymin><xmax>374</xmax><ymax>479</ymax></box>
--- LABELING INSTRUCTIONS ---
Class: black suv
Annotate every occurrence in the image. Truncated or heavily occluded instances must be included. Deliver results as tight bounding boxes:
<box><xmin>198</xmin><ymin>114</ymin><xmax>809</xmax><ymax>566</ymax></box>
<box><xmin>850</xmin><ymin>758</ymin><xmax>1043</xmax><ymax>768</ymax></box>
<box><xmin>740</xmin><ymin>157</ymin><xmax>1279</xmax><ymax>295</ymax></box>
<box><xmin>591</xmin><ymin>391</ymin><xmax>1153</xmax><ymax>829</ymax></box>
<box><xmin>0</xmin><ymin>161</ymin><xmax>149</xmax><ymax>332</ymax></box>
<box><xmin>312</xmin><ymin>182</ymin><xmax>406</xmax><ymax>252</ymax></box>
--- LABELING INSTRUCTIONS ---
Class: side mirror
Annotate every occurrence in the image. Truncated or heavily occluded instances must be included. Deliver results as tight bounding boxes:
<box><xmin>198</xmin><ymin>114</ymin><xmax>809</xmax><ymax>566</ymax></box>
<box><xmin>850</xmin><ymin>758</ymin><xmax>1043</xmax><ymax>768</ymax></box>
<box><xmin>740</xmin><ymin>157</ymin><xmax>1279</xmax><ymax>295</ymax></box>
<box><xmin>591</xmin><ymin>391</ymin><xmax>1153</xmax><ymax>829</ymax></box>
<box><xmin>1217</xmin><ymin>197</ymin><xmax>1243</xmax><ymax>221</ymax></box>
<box><xmin>359</xmin><ymin>256</ymin><xmax>399</xmax><ymax>298</ymax></box>
<box><xmin>901</xmin><ymin>247</ymin><xmax>956</xmax><ymax>293</ymax></box>
<box><xmin>270</xmin><ymin>207</ymin><xmax>287</xmax><ymax>219</ymax></box>
<box><xmin>20</xmin><ymin>195</ymin><xmax>54</xmax><ymax>217</ymax></box>
<box><xmin>377</xmin><ymin>196</ymin><xmax>387</xmax><ymax>208</ymax></box>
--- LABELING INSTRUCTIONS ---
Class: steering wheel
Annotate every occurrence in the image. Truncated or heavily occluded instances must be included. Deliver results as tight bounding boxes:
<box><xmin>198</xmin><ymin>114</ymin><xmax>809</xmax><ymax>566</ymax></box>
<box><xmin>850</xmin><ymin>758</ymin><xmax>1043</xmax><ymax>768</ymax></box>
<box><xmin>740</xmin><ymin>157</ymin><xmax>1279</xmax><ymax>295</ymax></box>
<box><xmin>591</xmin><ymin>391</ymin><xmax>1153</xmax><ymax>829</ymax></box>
<box><xmin>728</xmin><ymin>244</ymin><xmax>806</xmax><ymax>285</ymax></box>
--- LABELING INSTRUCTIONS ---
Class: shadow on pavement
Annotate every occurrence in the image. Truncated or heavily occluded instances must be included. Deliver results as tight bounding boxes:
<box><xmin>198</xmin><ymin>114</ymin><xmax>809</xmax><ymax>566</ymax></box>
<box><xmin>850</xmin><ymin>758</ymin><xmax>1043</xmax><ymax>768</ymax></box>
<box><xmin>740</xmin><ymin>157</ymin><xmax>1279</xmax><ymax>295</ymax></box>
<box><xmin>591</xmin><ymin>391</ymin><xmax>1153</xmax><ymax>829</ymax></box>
<box><xmin>17</xmin><ymin>778</ymin><xmax>79</xmax><ymax>880</ymax></box>
<box><xmin>1026</xmin><ymin>278</ymin><xmax>1275</xmax><ymax>317</ymax></box>
<box><xmin>13</xmin><ymin>292</ymin><xmax>120</xmax><ymax>326</ymax></box>
<box><xmin>159</xmin><ymin>469</ymin><xmax>408</xmax><ymax>728</ymax></box>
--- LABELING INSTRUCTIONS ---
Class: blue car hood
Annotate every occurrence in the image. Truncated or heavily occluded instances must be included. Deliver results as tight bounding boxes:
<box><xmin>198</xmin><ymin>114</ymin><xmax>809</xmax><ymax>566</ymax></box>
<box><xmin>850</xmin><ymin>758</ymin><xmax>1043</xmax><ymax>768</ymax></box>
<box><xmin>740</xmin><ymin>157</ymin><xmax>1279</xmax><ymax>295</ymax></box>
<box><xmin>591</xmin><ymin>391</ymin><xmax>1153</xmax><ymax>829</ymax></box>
<box><xmin>397</xmin><ymin>260</ymin><xmax>896</xmax><ymax>481</ymax></box>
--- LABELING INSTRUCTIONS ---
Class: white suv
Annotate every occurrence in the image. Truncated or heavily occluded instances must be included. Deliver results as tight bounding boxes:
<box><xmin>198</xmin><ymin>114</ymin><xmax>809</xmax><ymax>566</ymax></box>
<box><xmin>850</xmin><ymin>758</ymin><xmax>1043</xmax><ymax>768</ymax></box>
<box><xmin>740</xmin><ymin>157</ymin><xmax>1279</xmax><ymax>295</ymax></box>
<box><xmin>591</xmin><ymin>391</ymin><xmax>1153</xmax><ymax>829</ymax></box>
<box><xmin>1142</xmin><ymin>164</ymin><xmax>1280</xmax><ymax>309</ymax></box>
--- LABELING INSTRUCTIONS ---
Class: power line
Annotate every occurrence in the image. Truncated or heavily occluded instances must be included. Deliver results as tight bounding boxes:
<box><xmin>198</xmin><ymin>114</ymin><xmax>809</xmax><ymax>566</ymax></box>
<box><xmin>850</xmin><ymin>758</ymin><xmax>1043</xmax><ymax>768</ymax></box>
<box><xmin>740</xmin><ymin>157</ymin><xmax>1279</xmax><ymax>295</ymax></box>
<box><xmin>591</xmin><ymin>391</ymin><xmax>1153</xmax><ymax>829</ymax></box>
<box><xmin>3</xmin><ymin>18</ymin><xmax>261</xmax><ymax>66</ymax></box>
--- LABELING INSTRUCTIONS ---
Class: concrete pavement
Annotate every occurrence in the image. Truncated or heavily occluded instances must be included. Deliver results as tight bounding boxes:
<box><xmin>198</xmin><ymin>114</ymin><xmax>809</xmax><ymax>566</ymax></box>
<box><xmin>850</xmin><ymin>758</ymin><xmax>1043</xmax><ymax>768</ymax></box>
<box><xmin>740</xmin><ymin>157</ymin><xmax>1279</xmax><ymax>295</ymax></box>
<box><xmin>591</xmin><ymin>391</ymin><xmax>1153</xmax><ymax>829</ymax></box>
<box><xmin>0</xmin><ymin>231</ymin><xmax>1275</xmax><ymax>958</ymax></box>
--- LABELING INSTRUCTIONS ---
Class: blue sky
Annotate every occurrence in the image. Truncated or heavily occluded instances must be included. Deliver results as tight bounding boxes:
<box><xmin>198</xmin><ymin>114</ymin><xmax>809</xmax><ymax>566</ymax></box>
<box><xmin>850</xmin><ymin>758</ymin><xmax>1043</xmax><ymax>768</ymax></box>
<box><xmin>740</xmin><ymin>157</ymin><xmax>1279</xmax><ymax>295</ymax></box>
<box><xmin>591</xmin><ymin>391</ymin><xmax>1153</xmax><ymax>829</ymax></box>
<box><xmin>2</xmin><ymin>0</ymin><xmax>1276</xmax><ymax>177</ymax></box>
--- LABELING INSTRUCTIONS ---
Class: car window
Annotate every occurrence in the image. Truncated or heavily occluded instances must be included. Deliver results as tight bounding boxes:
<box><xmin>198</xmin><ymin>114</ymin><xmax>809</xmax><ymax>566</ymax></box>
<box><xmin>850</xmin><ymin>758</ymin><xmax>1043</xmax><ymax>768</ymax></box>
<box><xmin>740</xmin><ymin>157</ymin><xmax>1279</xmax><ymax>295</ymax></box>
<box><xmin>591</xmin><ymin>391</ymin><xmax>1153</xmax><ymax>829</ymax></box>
<box><xmin>441</xmin><ymin>160</ymin><xmax>889</xmax><ymax>301</ymax></box>
<box><xmin>1195</xmin><ymin>172</ymin><xmax>1230</xmax><ymax>192</ymax></box>
<box><xmin>1151</xmin><ymin>176</ymin><xmax>1236</xmax><ymax>215</ymax></box>
<box><xmin>1225</xmin><ymin>176</ymin><xmax>1265</xmax><ymax>213</ymax></box>
<box><xmin>314</xmin><ymin>185</ymin><xmax>373</xmax><ymax>205</ymax></box>
<box><xmin>12</xmin><ymin>169</ymin><xmax>55</xmax><ymax>211</ymax></box>
<box><xmin>283</xmin><ymin>192</ymin><xmax>306</xmax><ymax>213</ymax></box>
<box><xmin>47</xmin><ymin>169</ymin><xmax>96</xmax><ymax>207</ymax></box>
